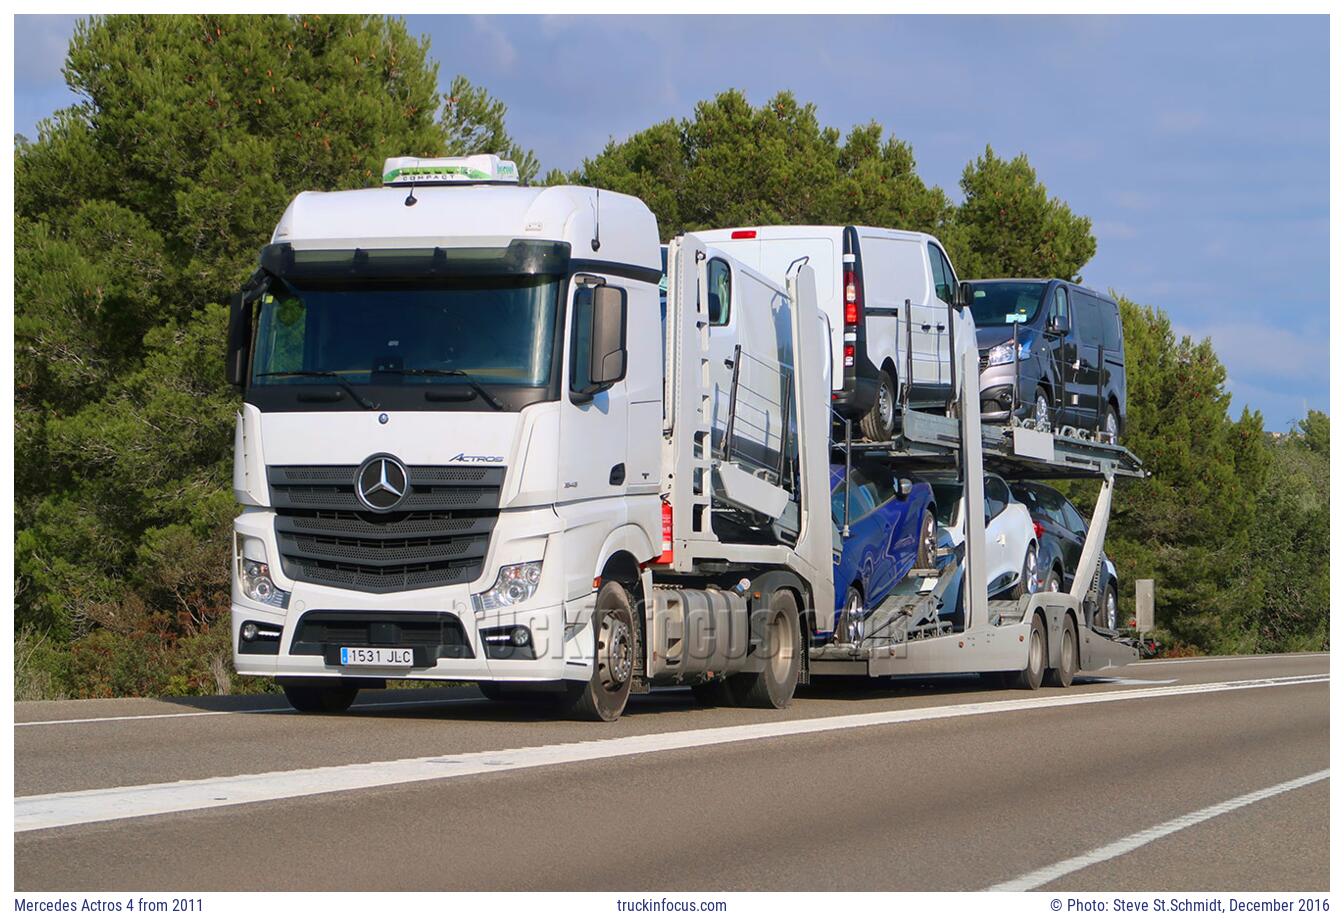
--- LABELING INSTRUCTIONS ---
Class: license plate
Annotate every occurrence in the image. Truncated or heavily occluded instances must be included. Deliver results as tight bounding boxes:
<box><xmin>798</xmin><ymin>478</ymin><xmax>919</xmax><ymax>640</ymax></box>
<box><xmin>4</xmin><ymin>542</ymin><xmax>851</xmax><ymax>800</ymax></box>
<box><xmin>339</xmin><ymin>647</ymin><xmax>413</xmax><ymax>667</ymax></box>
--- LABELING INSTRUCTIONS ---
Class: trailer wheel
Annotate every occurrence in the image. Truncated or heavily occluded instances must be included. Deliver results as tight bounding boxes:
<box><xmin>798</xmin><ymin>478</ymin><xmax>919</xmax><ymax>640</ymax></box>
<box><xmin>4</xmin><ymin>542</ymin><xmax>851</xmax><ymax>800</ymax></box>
<box><xmin>729</xmin><ymin>590</ymin><xmax>802</xmax><ymax>709</ymax></box>
<box><xmin>860</xmin><ymin>368</ymin><xmax>898</xmax><ymax>442</ymax></box>
<box><xmin>1011</xmin><ymin>613</ymin><xmax>1047</xmax><ymax>691</ymax></box>
<box><xmin>282</xmin><ymin>682</ymin><xmax>358</xmax><ymax>714</ymax></box>
<box><xmin>1047</xmin><ymin>618</ymin><xmax>1078</xmax><ymax>688</ymax></box>
<box><xmin>561</xmin><ymin>580</ymin><xmax>637</xmax><ymax>722</ymax></box>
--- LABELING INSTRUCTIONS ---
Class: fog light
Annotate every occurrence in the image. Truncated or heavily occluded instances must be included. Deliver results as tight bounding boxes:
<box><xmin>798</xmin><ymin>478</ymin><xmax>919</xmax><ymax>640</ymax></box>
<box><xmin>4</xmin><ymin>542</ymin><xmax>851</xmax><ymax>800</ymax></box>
<box><xmin>510</xmin><ymin>626</ymin><xmax>531</xmax><ymax>647</ymax></box>
<box><xmin>241</xmin><ymin>622</ymin><xmax>259</xmax><ymax>642</ymax></box>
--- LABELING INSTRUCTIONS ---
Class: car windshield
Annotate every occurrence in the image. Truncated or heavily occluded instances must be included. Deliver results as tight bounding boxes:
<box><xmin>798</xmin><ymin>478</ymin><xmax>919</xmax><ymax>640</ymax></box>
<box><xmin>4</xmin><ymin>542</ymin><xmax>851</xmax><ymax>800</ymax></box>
<box><xmin>968</xmin><ymin>281</ymin><xmax>1047</xmax><ymax>327</ymax></box>
<box><xmin>250</xmin><ymin>275</ymin><xmax>560</xmax><ymax>387</ymax></box>
<box><xmin>930</xmin><ymin>482</ymin><xmax>962</xmax><ymax>527</ymax></box>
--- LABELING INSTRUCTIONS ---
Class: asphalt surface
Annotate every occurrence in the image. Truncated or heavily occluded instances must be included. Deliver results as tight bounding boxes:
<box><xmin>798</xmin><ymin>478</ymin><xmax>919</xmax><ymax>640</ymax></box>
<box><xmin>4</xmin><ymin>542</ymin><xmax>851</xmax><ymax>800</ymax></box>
<box><xmin>13</xmin><ymin>653</ymin><xmax>1329</xmax><ymax>891</ymax></box>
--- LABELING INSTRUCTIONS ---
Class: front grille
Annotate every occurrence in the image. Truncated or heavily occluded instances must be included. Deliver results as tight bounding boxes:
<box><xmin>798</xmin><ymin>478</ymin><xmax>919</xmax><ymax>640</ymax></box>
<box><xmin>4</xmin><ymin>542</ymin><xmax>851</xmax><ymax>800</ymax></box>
<box><xmin>289</xmin><ymin>610</ymin><xmax>474</xmax><ymax>664</ymax></box>
<box><xmin>268</xmin><ymin>464</ymin><xmax>505</xmax><ymax>594</ymax></box>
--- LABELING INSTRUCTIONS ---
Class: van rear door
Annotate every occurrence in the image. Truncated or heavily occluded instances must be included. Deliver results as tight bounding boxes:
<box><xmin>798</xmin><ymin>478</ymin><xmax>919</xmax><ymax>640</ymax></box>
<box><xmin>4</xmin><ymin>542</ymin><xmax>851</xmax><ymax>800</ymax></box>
<box><xmin>856</xmin><ymin>232</ymin><xmax>951</xmax><ymax>404</ymax></box>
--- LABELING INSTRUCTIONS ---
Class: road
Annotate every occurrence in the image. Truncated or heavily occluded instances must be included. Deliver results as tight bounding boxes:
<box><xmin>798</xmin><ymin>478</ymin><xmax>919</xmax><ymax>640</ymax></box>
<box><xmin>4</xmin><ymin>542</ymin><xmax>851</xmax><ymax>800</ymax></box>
<box><xmin>13</xmin><ymin>653</ymin><xmax>1329</xmax><ymax>891</ymax></box>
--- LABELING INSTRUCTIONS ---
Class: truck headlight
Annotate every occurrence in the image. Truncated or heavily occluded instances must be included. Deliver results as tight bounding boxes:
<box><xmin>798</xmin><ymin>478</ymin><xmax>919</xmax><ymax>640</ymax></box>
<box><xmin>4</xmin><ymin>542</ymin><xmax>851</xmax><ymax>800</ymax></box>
<box><xmin>986</xmin><ymin>338</ymin><xmax>1031</xmax><ymax>367</ymax></box>
<box><xmin>474</xmin><ymin>561</ymin><xmax>543</xmax><ymax>612</ymax></box>
<box><xmin>237</xmin><ymin>536</ymin><xmax>290</xmax><ymax>609</ymax></box>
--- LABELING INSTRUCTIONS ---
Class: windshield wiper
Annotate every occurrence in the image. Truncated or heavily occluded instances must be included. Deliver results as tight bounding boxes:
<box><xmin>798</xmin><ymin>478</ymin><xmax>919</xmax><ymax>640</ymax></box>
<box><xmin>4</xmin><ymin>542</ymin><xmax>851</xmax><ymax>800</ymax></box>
<box><xmin>253</xmin><ymin>370</ymin><xmax>378</xmax><ymax>410</ymax></box>
<box><xmin>393</xmin><ymin>368</ymin><xmax>506</xmax><ymax>411</ymax></box>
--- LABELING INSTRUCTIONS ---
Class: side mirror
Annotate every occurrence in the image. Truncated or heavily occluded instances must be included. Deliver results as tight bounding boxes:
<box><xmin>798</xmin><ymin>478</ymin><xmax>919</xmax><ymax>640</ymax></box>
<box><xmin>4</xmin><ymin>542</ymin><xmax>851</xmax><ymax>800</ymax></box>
<box><xmin>896</xmin><ymin>477</ymin><xmax>914</xmax><ymax>499</ymax></box>
<box><xmin>954</xmin><ymin>281</ymin><xmax>973</xmax><ymax>309</ymax></box>
<box><xmin>572</xmin><ymin>284</ymin><xmax>628</xmax><ymax>399</ymax></box>
<box><xmin>1048</xmin><ymin>313</ymin><xmax>1070</xmax><ymax>335</ymax></box>
<box><xmin>226</xmin><ymin>291</ymin><xmax>253</xmax><ymax>388</ymax></box>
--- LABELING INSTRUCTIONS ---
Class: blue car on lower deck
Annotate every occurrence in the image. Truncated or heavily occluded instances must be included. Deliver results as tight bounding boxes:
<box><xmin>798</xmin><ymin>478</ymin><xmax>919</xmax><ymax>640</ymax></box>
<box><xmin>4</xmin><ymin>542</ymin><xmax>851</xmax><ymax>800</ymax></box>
<box><xmin>829</xmin><ymin>461</ymin><xmax>937</xmax><ymax>643</ymax></box>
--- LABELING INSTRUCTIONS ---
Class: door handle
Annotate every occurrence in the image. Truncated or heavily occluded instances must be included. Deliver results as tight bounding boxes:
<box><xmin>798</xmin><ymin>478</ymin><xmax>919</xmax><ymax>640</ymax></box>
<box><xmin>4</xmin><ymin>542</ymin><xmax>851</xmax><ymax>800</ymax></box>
<box><xmin>921</xmin><ymin>323</ymin><xmax>933</xmax><ymax>331</ymax></box>
<box><xmin>996</xmin><ymin>534</ymin><xmax>1006</xmax><ymax>545</ymax></box>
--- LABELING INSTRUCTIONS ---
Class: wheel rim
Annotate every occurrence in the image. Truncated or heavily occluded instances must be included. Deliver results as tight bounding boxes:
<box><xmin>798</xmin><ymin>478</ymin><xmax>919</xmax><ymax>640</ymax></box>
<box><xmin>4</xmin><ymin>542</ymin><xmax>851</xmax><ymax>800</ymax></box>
<box><xmin>843</xmin><ymin>591</ymin><xmax>864</xmax><ymax>643</ymax></box>
<box><xmin>877</xmin><ymin>378</ymin><xmax>895</xmax><ymax>432</ymax></box>
<box><xmin>597</xmin><ymin>612</ymin><xmax>633</xmax><ymax>691</ymax></box>
<box><xmin>1049</xmin><ymin>573</ymin><xmax>1061</xmax><ymax>593</ymax></box>
<box><xmin>920</xmin><ymin>514</ymin><xmax>936</xmax><ymax>567</ymax></box>
<box><xmin>768</xmin><ymin>612</ymin><xmax>797</xmax><ymax>683</ymax></box>
<box><xmin>1025</xmin><ymin>546</ymin><xmax>1038</xmax><ymax>592</ymax></box>
<box><xmin>1107</xmin><ymin>589</ymin><xmax>1118</xmax><ymax>630</ymax></box>
<box><xmin>1105</xmin><ymin>410</ymin><xmax>1118</xmax><ymax>441</ymax></box>
<box><xmin>1063</xmin><ymin>630</ymin><xmax>1076</xmax><ymax>673</ymax></box>
<box><xmin>1034</xmin><ymin>394</ymin><xmax>1050</xmax><ymax>428</ymax></box>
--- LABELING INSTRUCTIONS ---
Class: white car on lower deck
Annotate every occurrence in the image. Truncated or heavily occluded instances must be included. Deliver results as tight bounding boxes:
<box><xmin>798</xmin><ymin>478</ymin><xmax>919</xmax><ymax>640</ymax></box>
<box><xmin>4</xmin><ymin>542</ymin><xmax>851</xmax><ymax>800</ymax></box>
<box><xmin>928</xmin><ymin>472</ymin><xmax>1040</xmax><ymax>599</ymax></box>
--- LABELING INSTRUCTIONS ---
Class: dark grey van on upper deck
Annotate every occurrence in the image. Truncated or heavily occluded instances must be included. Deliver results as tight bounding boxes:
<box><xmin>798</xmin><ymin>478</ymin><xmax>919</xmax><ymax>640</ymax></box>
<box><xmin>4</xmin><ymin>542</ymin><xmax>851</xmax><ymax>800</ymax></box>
<box><xmin>967</xmin><ymin>279</ymin><xmax>1126</xmax><ymax>442</ymax></box>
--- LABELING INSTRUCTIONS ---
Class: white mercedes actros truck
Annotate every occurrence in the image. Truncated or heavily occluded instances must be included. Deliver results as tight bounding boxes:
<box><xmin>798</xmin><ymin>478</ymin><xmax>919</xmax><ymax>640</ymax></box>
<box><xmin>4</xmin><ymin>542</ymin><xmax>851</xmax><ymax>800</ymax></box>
<box><xmin>228</xmin><ymin>154</ymin><xmax>1143</xmax><ymax>720</ymax></box>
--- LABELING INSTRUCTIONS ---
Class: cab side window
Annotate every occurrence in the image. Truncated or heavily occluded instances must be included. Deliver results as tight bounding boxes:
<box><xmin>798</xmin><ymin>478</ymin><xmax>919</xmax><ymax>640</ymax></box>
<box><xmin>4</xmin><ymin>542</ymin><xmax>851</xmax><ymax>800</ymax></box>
<box><xmin>1051</xmin><ymin>287</ymin><xmax>1070</xmax><ymax>328</ymax></box>
<box><xmin>707</xmin><ymin>258</ymin><xmax>731</xmax><ymax>326</ymax></box>
<box><xmin>927</xmin><ymin>242</ymin><xmax>953</xmax><ymax>304</ymax></box>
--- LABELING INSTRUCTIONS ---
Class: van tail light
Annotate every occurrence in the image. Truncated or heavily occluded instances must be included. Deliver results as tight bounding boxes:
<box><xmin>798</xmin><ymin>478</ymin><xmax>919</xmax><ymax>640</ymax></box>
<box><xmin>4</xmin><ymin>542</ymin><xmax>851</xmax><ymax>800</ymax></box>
<box><xmin>730</xmin><ymin>229</ymin><xmax>757</xmax><ymax>240</ymax></box>
<box><xmin>655</xmin><ymin>500</ymin><xmax>674</xmax><ymax>564</ymax></box>
<box><xmin>843</xmin><ymin>343</ymin><xmax>856</xmax><ymax>368</ymax></box>
<box><xmin>1033</xmin><ymin>521</ymin><xmax>1045</xmax><ymax>540</ymax></box>
<box><xmin>843</xmin><ymin>267</ymin><xmax>863</xmax><ymax>327</ymax></box>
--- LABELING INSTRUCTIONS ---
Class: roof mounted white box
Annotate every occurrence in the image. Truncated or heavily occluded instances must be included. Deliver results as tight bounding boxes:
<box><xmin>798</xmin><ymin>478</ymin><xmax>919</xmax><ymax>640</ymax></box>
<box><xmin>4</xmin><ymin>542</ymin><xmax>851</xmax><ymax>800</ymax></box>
<box><xmin>382</xmin><ymin>154</ymin><xmax>519</xmax><ymax>186</ymax></box>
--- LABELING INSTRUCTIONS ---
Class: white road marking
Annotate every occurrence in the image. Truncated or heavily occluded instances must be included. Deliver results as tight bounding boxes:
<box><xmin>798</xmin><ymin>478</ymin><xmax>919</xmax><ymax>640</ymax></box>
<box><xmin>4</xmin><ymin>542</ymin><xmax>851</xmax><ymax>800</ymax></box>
<box><xmin>989</xmin><ymin>768</ymin><xmax>1330</xmax><ymax>891</ymax></box>
<box><xmin>14</xmin><ymin>673</ymin><xmax>1327</xmax><ymax>833</ymax></box>
<box><xmin>1130</xmin><ymin>652</ymin><xmax>1330</xmax><ymax>666</ymax></box>
<box><xmin>1079</xmin><ymin>677</ymin><xmax>1178</xmax><ymax>686</ymax></box>
<box><xmin>16</xmin><ymin>696</ymin><xmax>479</xmax><ymax>727</ymax></box>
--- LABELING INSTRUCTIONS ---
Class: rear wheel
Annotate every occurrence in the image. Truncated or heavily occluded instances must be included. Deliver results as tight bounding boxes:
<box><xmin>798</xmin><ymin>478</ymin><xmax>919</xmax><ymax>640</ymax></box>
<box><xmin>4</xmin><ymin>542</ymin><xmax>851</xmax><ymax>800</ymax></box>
<box><xmin>1047</xmin><ymin>619</ymin><xmax>1078</xmax><ymax>688</ymax></box>
<box><xmin>915</xmin><ymin>509</ymin><xmax>937</xmax><ymax>570</ymax></box>
<box><xmin>860</xmin><ymin>368</ymin><xmax>898</xmax><ymax>442</ymax></box>
<box><xmin>1047</xmin><ymin>567</ymin><xmax>1063</xmax><ymax>594</ymax></box>
<box><xmin>562</xmin><ymin>580</ymin><xmax>637</xmax><ymax>722</ymax></box>
<box><xmin>1011</xmin><ymin>542</ymin><xmax>1039</xmax><ymax>599</ymax></box>
<box><xmin>1100</xmin><ymin>580</ymin><xmax>1119</xmax><ymax>630</ymax></box>
<box><xmin>1012</xmin><ymin>614</ymin><xmax>1047</xmax><ymax>691</ymax></box>
<box><xmin>728</xmin><ymin>590</ymin><xmax>802</xmax><ymax>709</ymax></box>
<box><xmin>282</xmin><ymin>682</ymin><xmax>358</xmax><ymax>714</ymax></box>
<box><xmin>1102</xmin><ymin>403</ymin><xmax>1120</xmax><ymax>444</ymax></box>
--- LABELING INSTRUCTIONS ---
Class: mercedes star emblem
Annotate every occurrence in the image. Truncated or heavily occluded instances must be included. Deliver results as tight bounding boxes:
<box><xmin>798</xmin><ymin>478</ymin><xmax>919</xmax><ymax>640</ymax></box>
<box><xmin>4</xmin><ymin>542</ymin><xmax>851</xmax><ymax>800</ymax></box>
<box><xmin>355</xmin><ymin>455</ymin><xmax>409</xmax><ymax>512</ymax></box>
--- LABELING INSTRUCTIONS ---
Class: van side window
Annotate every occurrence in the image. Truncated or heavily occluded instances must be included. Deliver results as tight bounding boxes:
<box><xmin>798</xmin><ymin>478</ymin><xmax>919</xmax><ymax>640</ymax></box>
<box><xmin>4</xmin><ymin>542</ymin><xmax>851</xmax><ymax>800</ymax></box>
<box><xmin>1102</xmin><ymin>302</ymin><xmax>1123</xmax><ymax>352</ymax></box>
<box><xmin>707</xmin><ymin>258</ymin><xmax>731</xmax><ymax>326</ymax></box>
<box><xmin>927</xmin><ymin>243</ymin><xmax>953</xmax><ymax>304</ymax></box>
<box><xmin>1074</xmin><ymin>292</ymin><xmax>1103</xmax><ymax>346</ymax></box>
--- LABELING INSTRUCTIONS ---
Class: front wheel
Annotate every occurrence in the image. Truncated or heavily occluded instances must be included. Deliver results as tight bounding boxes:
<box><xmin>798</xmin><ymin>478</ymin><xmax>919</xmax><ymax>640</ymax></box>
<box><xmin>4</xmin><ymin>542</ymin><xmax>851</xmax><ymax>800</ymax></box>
<box><xmin>562</xmin><ymin>580</ymin><xmax>637</xmax><ymax>722</ymax></box>
<box><xmin>915</xmin><ymin>508</ymin><xmax>937</xmax><ymax>570</ymax></box>
<box><xmin>728</xmin><ymin>590</ymin><xmax>802</xmax><ymax>709</ymax></box>
<box><xmin>1030</xmin><ymin>386</ymin><xmax>1053</xmax><ymax>431</ymax></box>
<box><xmin>859</xmin><ymin>368</ymin><xmax>898</xmax><ymax>442</ymax></box>
<box><xmin>282</xmin><ymin>682</ymin><xmax>358</xmax><ymax>714</ymax></box>
<box><xmin>1099</xmin><ymin>580</ymin><xmax>1119</xmax><ymax>630</ymax></box>
<box><xmin>1102</xmin><ymin>404</ymin><xmax>1120</xmax><ymax>444</ymax></box>
<box><xmin>835</xmin><ymin>585</ymin><xmax>865</xmax><ymax>645</ymax></box>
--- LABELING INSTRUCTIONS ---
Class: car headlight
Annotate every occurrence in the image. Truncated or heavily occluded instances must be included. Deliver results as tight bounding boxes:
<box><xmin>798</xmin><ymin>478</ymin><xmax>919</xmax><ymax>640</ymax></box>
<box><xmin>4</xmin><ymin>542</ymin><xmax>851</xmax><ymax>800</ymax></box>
<box><xmin>986</xmin><ymin>338</ymin><xmax>1031</xmax><ymax>367</ymax></box>
<box><xmin>236</xmin><ymin>536</ymin><xmax>290</xmax><ymax>609</ymax></box>
<box><xmin>474</xmin><ymin>561</ymin><xmax>543</xmax><ymax>612</ymax></box>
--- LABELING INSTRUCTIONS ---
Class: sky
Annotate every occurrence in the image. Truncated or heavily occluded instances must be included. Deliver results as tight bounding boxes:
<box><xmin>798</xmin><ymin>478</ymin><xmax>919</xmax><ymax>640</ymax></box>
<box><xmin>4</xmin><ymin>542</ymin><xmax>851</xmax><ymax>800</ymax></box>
<box><xmin>13</xmin><ymin>14</ymin><xmax>1329</xmax><ymax>431</ymax></box>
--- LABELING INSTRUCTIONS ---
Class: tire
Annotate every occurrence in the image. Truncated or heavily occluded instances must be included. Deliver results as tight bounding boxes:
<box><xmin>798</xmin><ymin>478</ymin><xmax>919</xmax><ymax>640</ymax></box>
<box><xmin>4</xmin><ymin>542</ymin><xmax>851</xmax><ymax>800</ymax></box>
<box><xmin>1047</xmin><ymin>618</ymin><xmax>1078</xmax><ymax>688</ymax></box>
<box><xmin>282</xmin><ymin>682</ymin><xmax>358</xmax><ymax>714</ymax></box>
<box><xmin>1030</xmin><ymin>386</ymin><xmax>1053</xmax><ymax>431</ymax></box>
<box><xmin>727</xmin><ymin>590</ymin><xmax>802</xmax><ymax>709</ymax></box>
<box><xmin>562</xmin><ymin>580</ymin><xmax>638</xmax><ymax>722</ymax></box>
<box><xmin>915</xmin><ymin>508</ymin><xmax>937</xmax><ymax>570</ymax></box>
<box><xmin>1011</xmin><ymin>542</ymin><xmax>1039</xmax><ymax>599</ymax></box>
<box><xmin>478</xmin><ymin>681</ymin><xmax>561</xmax><ymax>703</ymax></box>
<box><xmin>835</xmin><ymin>585</ymin><xmax>865</xmax><ymax>645</ymax></box>
<box><xmin>1102</xmin><ymin>403</ymin><xmax>1120</xmax><ymax>444</ymax></box>
<box><xmin>1012</xmin><ymin>614</ymin><xmax>1047</xmax><ymax>690</ymax></box>
<box><xmin>859</xmin><ymin>368</ymin><xmax>898</xmax><ymax>442</ymax></box>
<box><xmin>1100</xmin><ymin>580</ymin><xmax>1119</xmax><ymax>631</ymax></box>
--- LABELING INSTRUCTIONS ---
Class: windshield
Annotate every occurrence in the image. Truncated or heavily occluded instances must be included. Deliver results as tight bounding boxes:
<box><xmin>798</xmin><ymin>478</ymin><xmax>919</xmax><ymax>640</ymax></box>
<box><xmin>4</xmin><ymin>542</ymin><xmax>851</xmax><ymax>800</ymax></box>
<box><xmin>250</xmin><ymin>276</ymin><xmax>560</xmax><ymax>389</ymax></box>
<box><xmin>930</xmin><ymin>482</ymin><xmax>962</xmax><ymax>527</ymax></box>
<box><xmin>968</xmin><ymin>281</ymin><xmax>1047</xmax><ymax>328</ymax></box>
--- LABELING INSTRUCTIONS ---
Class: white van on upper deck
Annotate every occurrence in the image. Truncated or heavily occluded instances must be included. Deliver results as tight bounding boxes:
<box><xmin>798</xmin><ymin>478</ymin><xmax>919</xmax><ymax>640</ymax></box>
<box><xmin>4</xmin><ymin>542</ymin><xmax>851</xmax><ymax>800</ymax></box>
<box><xmin>696</xmin><ymin>225</ymin><xmax>964</xmax><ymax>441</ymax></box>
